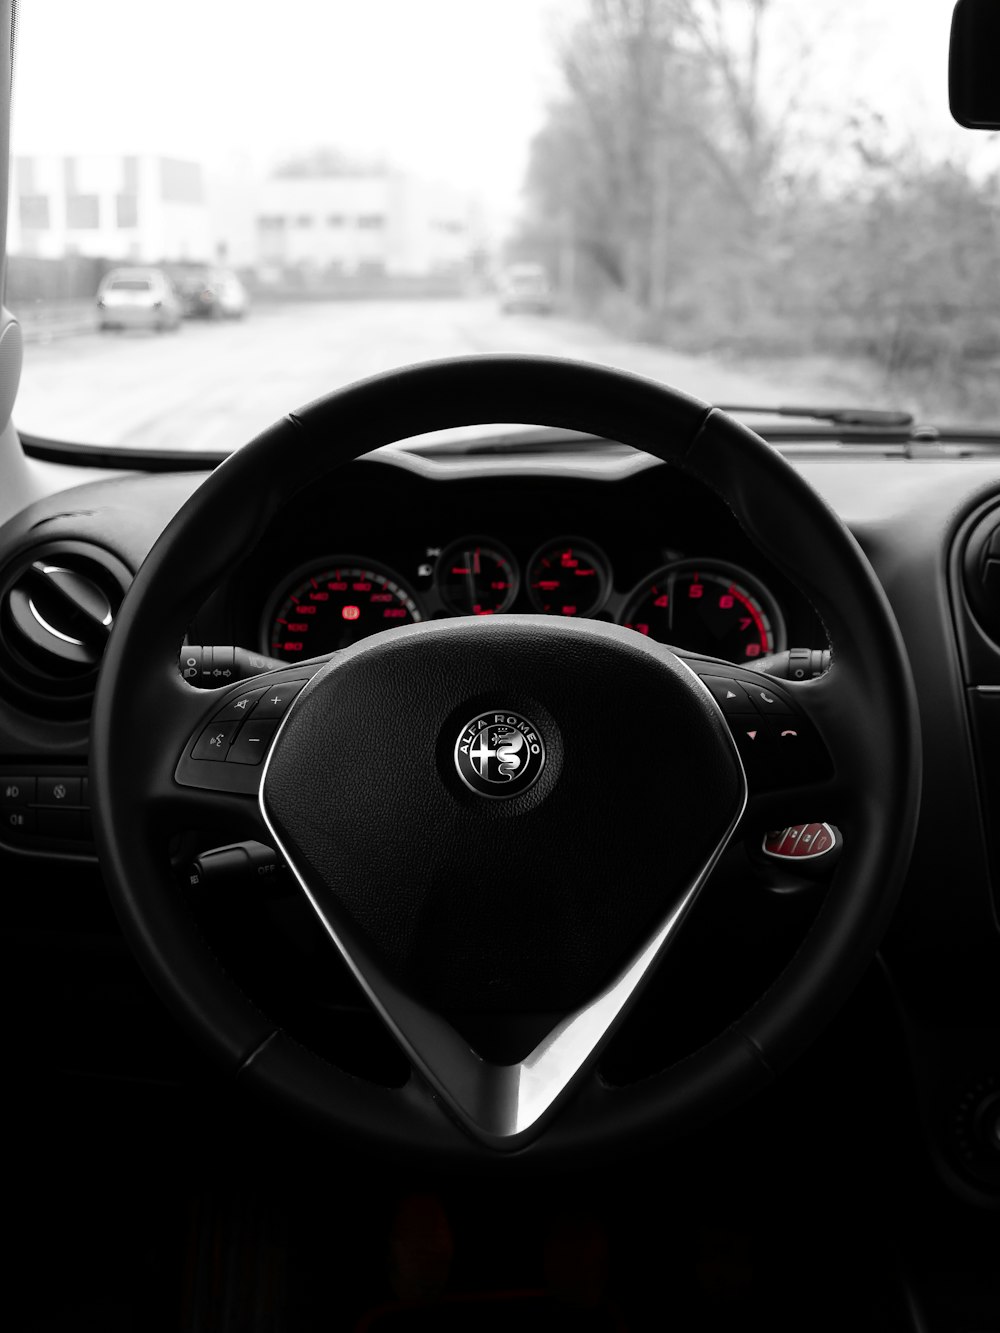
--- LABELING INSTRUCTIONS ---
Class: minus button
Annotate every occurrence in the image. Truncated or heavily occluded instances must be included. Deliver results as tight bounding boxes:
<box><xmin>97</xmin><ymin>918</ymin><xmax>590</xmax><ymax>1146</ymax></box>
<box><xmin>226</xmin><ymin>719</ymin><xmax>280</xmax><ymax>765</ymax></box>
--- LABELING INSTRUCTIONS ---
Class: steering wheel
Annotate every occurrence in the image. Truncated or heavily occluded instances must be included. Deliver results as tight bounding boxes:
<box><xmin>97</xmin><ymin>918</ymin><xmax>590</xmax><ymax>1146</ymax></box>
<box><xmin>91</xmin><ymin>356</ymin><xmax>921</xmax><ymax>1159</ymax></box>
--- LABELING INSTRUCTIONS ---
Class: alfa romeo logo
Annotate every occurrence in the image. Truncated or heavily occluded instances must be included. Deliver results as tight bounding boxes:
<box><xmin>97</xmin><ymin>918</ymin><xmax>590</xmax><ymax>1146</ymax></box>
<box><xmin>454</xmin><ymin>710</ymin><xmax>546</xmax><ymax>798</ymax></box>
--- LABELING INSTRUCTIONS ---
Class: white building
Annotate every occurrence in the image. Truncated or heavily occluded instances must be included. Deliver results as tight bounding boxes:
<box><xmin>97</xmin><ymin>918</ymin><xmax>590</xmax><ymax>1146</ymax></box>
<box><xmin>254</xmin><ymin>171</ymin><xmax>473</xmax><ymax>282</ymax></box>
<box><xmin>8</xmin><ymin>154</ymin><xmax>211</xmax><ymax>262</ymax></box>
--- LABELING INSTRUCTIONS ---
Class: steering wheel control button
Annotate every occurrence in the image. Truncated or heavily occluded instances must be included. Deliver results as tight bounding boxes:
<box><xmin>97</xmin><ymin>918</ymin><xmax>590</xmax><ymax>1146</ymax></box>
<box><xmin>796</xmin><ymin>823</ymin><xmax>833</xmax><ymax>855</ymax></box>
<box><xmin>764</xmin><ymin>825</ymin><xmax>806</xmax><ymax>856</ymax></box>
<box><xmin>700</xmin><ymin>675</ymin><xmax>752</xmax><ymax>712</ymax></box>
<box><xmin>192</xmin><ymin>721</ymin><xmax>241</xmax><ymax>761</ymax></box>
<box><xmin>454</xmin><ymin>710</ymin><xmax>546</xmax><ymax>798</ymax></box>
<box><xmin>226</xmin><ymin>719</ymin><xmax>279</xmax><ymax>764</ymax></box>
<box><xmin>726</xmin><ymin>713</ymin><xmax>780</xmax><ymax>785</ymax></box>
<box><xmin>251</xmin><ymin>679</ymin><xmax>306</xmax><ymax>719</ymax></box>
<box><xmin>211</xmin><ymin>687</ymin><xmax>266</xmax><ymax>722</ymax></box>
<box><xmin>763</xmin><ymin>823</ymin><xmax>837</xmax><ymax>860</ymax></box>
<box><xmin>743</xmin><ymin>683</ymin><xmax>793</xmax><ymax>715</ymax></box>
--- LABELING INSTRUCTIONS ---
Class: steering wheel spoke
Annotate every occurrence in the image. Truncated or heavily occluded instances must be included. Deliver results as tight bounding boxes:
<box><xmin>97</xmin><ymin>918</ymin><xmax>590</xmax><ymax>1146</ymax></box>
<box><xmin>266</xmin><ymin>785</ymin><xmax>741</xmax><ymax>1151</ymax></box>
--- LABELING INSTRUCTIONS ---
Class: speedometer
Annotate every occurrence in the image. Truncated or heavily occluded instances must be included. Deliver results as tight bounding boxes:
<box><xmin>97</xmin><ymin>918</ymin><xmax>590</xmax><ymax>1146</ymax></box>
<box><xmin>264</xmin><ymin>558</ymin><xmax>422</xmax><ymax>660</ymax></box>
<box><xmin>620</xmin><ymin>559</ymin><xmax>785</xmax><ymax>662</ymax></box>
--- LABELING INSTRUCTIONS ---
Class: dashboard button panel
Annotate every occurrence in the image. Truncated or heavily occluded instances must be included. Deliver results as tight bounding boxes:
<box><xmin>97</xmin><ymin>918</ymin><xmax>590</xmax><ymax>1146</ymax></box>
<box><xmin>0</xmin><ymin>767</ymin><xmax>92</xmax><ymax>852</ymax></box>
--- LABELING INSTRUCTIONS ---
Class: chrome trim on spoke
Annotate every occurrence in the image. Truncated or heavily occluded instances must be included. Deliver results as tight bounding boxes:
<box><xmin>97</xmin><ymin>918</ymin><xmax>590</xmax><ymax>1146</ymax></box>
<box><xmin>258</xmin><ymin>654</ymin><xmax>748</xmax><ymax>1151</ymax></box>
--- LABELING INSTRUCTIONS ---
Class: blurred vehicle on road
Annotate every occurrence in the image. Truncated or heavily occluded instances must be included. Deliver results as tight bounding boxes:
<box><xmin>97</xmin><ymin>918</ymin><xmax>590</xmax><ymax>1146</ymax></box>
<box><xmin>96</xmin><ymin>267</ymin><xmax>182</xmax><ymax>333</ymax></box>
<box><xmin>499</xmin><ymin>262</ymin><xmax>553</xmax><ymax>315</ymax></box>
<box><xmin>172</xmin><ymin>266</ymin><xmax>250</xmax><ymax>320</ymax></box>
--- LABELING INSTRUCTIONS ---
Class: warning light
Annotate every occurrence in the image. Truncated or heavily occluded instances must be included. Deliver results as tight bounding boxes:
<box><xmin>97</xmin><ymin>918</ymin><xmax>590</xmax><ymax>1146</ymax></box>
<box><xmin>342</xmin><ymin>605</ymin><xmax>361</xmax><ymax>621</ymax></box>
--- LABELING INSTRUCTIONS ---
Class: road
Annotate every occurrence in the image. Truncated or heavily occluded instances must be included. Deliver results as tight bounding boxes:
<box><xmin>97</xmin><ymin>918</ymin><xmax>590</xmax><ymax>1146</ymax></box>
<box><xmin>14</xmin><ymin>298</ymin><xmax>859</xmax><ymax>452</ymax></box>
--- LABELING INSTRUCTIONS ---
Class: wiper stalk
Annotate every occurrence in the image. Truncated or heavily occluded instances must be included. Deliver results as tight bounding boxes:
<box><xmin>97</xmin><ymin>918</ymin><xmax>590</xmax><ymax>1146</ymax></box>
<box><xmin>717</xmin><ymin>404</ymin><xmax>914</xmax><ymax>428</ymax></box>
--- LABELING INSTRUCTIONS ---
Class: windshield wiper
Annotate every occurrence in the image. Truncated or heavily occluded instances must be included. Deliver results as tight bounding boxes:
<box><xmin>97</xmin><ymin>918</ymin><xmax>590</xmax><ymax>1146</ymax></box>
<box><xmin>716</xmin><ymin>404</ymin><xmax>915</xmax><ymax>428</ymax></box>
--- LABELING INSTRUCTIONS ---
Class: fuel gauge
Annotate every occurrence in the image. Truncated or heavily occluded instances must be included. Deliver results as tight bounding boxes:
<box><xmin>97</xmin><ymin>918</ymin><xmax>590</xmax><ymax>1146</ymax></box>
<box><xmin>436</xmin><ymin>538</ymin><xmax>518</xmax><ymax>615</ymax></box>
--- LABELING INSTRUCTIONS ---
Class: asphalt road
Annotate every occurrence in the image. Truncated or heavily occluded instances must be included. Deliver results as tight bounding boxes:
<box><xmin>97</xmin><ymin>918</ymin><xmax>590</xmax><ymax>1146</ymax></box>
<box><xmin>14</xmin><ymin>298</ymin><xmax>849</xmax><ymax>453</ymax></box>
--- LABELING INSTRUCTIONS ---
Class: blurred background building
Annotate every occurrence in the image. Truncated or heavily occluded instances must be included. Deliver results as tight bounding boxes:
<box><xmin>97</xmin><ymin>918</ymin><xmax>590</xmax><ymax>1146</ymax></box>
<box><xmin>254</xmin><ymin>167</ymin><xmax>474</xmax><ymax>292</ymax></box>
<box><xmin>8</xmin><ymin>153</ymin><xmax>209</xmax><ymax>261</ymax></box>
<box><xmin>5</xmin><ymin>152</ymin><xmax>480</xmax><ymax>302</ymax></box>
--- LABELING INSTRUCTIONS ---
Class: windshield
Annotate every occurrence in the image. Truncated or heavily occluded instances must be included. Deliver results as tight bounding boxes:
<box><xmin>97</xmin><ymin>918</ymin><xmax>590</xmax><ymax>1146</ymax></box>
<box><xmin>7</xmin><ymin>0</ymin><xmax>985</xmax><ymax>453</ymax></box>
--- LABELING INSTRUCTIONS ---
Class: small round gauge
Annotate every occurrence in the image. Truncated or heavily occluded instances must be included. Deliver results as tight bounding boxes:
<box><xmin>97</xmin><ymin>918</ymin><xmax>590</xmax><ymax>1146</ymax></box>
<box><xmin>621</xmin><ymin>559</ymin><xmax>785</xmax><ymax>662</ymax></box>
<box><xmin>265</xmin><ymin>559</ymin><xmax>422</xmax><ymax>660</ymax></box>
<box><xmin>526</xmin><ymin>539</ymin><xmax>611</xmax><ymax>617</ymax></box>
<box><xmin>436</xmin><ymin>538</ymin><xmax>518</xmax><ymax>616</ymax></box>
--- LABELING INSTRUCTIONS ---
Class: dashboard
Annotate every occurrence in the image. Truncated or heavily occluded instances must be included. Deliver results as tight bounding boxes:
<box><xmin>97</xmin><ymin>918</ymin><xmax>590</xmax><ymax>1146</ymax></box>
<box><xmin>202</xmin><ymin>463</ymin><xmax>822</xmax><ymax>670</ymax></box>
<box><xmin>261</xmin><ymin>543</ymin><xmax>785</xmax><ymax>664</ymax></box>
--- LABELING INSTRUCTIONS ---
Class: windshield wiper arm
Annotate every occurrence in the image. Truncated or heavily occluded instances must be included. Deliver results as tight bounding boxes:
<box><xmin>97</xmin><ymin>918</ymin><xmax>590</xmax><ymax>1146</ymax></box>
<box><xmin>717</xmin><ymin>404</ymin><xmax>914</xmax><ymax>428</ymax></box>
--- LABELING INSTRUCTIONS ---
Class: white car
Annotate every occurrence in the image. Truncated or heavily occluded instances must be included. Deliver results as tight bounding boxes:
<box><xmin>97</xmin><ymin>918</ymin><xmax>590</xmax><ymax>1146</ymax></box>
<box><xmin>499</xmin><ymin>262</ymin><xmax>553</xmax><ymax>314</ymax></box>
<box><xmin>96</xmin><ymin>267</ymin><xmax>182</xmax><ymax>333</ymax></box>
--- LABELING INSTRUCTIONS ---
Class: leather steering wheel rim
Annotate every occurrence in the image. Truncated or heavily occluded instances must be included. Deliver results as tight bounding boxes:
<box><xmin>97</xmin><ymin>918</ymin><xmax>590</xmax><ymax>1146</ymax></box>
<box><xmin>90</xmin><ymin>355</ymin><xmax>921</xmax><ymax>1161</ymax></box>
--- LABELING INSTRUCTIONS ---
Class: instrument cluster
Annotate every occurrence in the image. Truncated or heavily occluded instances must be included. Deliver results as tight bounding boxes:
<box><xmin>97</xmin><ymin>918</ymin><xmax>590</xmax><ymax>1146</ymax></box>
<box><xmin>262</xmin><ymin>536</ymin><xmax>787</xmax><ymax>666</ymax></box>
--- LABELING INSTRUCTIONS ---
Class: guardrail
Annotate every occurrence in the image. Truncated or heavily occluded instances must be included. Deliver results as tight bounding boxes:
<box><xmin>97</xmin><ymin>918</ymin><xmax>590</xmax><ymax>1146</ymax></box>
<box><xmin>13</xmin><ymin>300</ymin><xmax>98</xmax><ymax>343</ymax></box>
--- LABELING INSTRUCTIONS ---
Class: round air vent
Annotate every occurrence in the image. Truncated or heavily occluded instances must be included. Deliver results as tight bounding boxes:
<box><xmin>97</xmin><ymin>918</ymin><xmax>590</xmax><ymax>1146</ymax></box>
<box><xmin>963</xmin><ymin>510</ymin><xmax>1000</xmax><ymax>642</ymax></box>
<box><xmin>0</xmin><ymin>540</ymin><xmax>131</xmax><ymax>716</ymax></box>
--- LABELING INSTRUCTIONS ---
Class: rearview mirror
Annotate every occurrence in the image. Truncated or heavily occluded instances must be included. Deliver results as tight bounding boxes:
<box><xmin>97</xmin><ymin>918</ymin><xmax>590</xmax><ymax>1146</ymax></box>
<box><xmin>950</xmin><ymin>0</ymin><xmax>1000</xmax><ymax>128</ymax></box>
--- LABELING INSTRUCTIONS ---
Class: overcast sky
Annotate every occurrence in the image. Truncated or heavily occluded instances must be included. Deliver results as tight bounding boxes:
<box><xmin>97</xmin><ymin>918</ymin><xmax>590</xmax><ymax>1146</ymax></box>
<box><xmin>10</xmin><ymin>0</ymin><xmax>987</xmax><ymax>229</ymax></box>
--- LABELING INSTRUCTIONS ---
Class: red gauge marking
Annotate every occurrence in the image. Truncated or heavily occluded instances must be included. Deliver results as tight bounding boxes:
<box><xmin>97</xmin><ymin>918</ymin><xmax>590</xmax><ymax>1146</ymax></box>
<box><xmin>729</xmin><ymin>584</ymin><xmax>767</xmax><ymax>643</ymax></box>
<box><xmin>268</xmin><ymin>562</ymin><xmax>422</xmax><ymax>659</ymax></box>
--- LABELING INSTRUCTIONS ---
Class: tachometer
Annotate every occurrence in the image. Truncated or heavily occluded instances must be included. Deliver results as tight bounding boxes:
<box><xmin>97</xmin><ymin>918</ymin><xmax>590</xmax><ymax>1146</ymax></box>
<box><xmin>526</xmin><ymin>538</ymin><xmax>610</xmax><ymax>617</ymax></box>
<box><xmin>621</xmin><ymin>559</ymin><xmax>785</xmax><ymax>662</ymax></box>
<box><xmin>265</xmin><ymin>559</ymin><xmax>422</xmax><ymax>659</ymax></box>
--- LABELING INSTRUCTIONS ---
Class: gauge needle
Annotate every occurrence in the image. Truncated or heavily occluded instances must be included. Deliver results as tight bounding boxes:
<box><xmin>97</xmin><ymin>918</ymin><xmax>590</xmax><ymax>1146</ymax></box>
<box><xmin>465</xmin><ymin>549</ymin><xmax>477</xmax><ymax>612</ymax></box>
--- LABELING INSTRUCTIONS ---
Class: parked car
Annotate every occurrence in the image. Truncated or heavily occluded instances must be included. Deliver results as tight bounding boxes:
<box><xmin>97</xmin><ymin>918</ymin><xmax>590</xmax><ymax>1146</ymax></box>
<box><xmin>172</xmin><ymin>265</ymin><xmax>250</xmax><ymax>320</ymax></box>
<box><xmin>498</xmin><ymin>261</ymin><xmax>553</xmax><ymax>314</ymax></box>
<box><xmin>95</xmin><ymin>267</ymin><xmax>182</xmax><ymax>332</ymax></box>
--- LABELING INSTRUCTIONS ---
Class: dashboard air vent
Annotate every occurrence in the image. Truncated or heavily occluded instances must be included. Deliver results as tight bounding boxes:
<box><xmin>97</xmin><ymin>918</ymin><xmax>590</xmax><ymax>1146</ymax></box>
<box><xmin>0</xmin><ymin>540</ymin><xmax>131</xmax><ymax>716</ymax></box>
